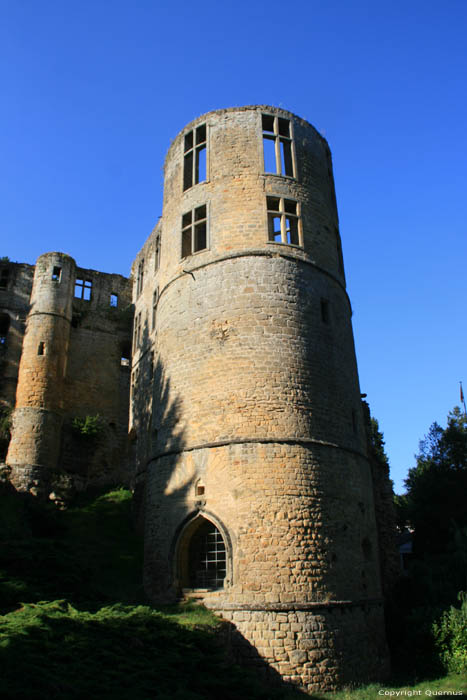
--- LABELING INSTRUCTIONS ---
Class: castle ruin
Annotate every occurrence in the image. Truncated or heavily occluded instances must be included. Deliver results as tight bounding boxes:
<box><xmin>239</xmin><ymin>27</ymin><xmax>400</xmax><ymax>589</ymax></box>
<box><xmin>1</xmin><ymin>106</ymin><xmax>392</xmax><ymax>692</ymax></box>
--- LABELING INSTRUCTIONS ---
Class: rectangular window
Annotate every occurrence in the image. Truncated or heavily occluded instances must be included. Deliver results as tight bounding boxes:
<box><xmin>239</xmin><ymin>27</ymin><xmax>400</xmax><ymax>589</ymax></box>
<box><xmin>133</xmin><ymin>313</ymin><xmax>141</xmax><ymax>349</ymax></box>
<box><xmin>320</xmin><ymin>298</ymin><xmax>329</xmax><ymax>324</ymax></box>
<box><xmin>0</xmin><ymin>268</ymin><xmax>10</xmax><ymax>290</ymax></box>
<box><xmin>152</xmin><ymin>288</ymin><xmax>158</xmax><ymax>330</ymax></box>
<box><xmin>74</xmin><ymin>278</ymin><xmax>92</xmax><ymax>300</ymax></box>
<box><xmin>52</xmin><ymin>266</ymin><xmax>61</xmax><ymax>282</ymax></box>
<box><xmin>183</xmin><ymin>124</ymin><xmax>207</xmax><ymax>191</ymax></box>
<box><xmin>154</xmin><ymin>234</ymin><xmax>160</xmax><ymax>271</ymax></box>
<box><xmin>136</xmin><ymin>259</ymin><xmax>145</xmax><ymax>297</ymax></box>
<box><xmin>267</xmin><ymin>196</ymin><xmax>301</xmax><ymax>246</ymax></box>
<box><xmin>262</xmin><ymin>114</ymin><xmax>295</xmax><ymax>177</ymax></box>
<box><xmin>37</xmin><ymin>341</ymin><xmax>45</xmax><ymax>355</ymax></box>
<box><xmin>110</xmin><ymin>293</ymin><xmax>118</xmax><ymax>307</ymax></box>
<box><xmin>181</xmin><ymin>204</ymin><xmax>208</xmax><ymax>258</ymax></box>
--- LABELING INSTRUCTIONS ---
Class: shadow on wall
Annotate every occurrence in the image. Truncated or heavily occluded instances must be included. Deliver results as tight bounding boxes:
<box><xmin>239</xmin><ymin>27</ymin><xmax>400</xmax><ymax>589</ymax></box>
<box><xmin>129</xmin><ymin>320</ymin><xmax>310</xmax><ymax>695</ymax></box>
<box><xmin>130</xmin><ymin>316</ymin><xmax>188</xmax><ymax>534</ymax></box>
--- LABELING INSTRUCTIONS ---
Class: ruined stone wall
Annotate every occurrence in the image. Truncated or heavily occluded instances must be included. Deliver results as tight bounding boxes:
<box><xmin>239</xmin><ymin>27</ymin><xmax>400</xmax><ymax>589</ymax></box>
<box><xmin>131</xmin><ymin>106</ymin><xmax>389</xmax><ymax>690</ymax></box>
<box><xmin>6</xmin><ymin>254</ymin><xmax>133</xmax><ymax>495</ymax></box>
<box><xmin>60</xmin><ymin>266</ymin><xmax>133</xmax><ymax>489</ymax></box>
<box><xmin>0</xmin><ymin>262</ymin><xmax>34</xmax><ymax>410</ymax></box>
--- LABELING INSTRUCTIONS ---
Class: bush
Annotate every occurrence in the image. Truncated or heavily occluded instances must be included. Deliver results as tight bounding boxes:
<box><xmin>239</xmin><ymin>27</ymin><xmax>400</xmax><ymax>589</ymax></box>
<box><xmin>433</xmin><ymin>591</ymin><xmax>467</xmax><ymax>673</ymax></box>
<box><xmin>71</xmin><ymin>414</ymin><xmax>104</xmax><ymax>439</ymax></box>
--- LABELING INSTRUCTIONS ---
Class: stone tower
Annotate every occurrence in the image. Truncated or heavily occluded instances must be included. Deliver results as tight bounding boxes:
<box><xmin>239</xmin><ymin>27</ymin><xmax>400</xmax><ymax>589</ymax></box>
<box><xmin>131</xmin><ymin>106</ymin><xmax>389</xmax><ymax>692</ymax></box>
<box><xmin>7</xmin><ymin>252</ymin><xmax>75</xmax><ymax>493</ymax></box>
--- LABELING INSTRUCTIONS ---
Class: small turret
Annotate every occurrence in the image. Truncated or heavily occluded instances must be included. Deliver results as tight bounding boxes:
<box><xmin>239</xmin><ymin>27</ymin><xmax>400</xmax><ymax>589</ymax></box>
<box><xmin>7</xmin><ymin>252</ymin><xmax>75</xmax><ymax>495</ymax></box>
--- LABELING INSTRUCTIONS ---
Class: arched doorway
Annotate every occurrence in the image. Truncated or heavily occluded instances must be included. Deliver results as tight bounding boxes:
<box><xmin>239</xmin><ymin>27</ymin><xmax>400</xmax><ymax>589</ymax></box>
<box><xmin>177</xmin><ymin>514</ymin><xmax>229</xmax><ymax>591</ymax></box>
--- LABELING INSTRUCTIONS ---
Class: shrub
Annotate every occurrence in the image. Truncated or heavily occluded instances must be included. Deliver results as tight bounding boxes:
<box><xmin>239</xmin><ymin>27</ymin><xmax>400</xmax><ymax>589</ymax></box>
<box><xmin>433</xmin><ymin>591</ymin><xmax>467</xmax><ymax>673</ymax></box>
<box><xmin>71</xmin><ymin>414</ymin><xmax>104</xmax><ymax>439</ymax></box>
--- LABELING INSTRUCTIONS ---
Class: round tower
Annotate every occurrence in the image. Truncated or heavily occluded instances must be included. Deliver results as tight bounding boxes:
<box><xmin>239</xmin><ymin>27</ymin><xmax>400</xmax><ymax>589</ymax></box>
<box><xmin>7</xmin><ymin>252</ymin><xmax>75</xmax><ymax>494</ymax></box>
<box><xmin>134</xmin><ymin>107</ymin><xmax>389</xmax><ymax>691</ymax></box>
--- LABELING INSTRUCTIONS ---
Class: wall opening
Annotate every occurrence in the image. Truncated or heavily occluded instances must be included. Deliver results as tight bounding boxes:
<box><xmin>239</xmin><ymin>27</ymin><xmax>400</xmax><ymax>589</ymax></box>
<box><xmin>52</xmin><ymin>266</ymin><xmax>62</xmax><ymax>282</ymax></box>
<box><xmin>121</xmin><ymin>341</ymin><xmax>131</xmax><ymax>367</ymax></box>
<box><xmin>0</xmin><ymin>268</ymin><xmax>10</xmax><ymax>290</ymax></box>
<box><xmin>178</xmin><ymin>515</ymin><xmax>228</xmax><ymax>591</ymax></box>
<box><xmin>0</xmin><ymin>313</ymin><xmax>10</xmax><ymax>347</ymax></box>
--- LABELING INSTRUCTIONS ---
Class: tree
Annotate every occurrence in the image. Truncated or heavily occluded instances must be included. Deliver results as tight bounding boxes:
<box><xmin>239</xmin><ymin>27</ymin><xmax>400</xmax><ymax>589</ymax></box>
<box><xmin>404</xmin><ymin>407</ymin><xmax>467</xmax><ymax>558</ymax></box>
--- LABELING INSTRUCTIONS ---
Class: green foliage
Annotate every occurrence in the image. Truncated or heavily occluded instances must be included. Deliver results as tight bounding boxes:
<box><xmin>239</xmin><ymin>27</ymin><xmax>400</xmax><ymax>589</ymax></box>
<box><xmin>368</xmin><ymin>416</ymin><xmax>390</xmax><ymax>471</ymax></box>
<box><xmin>71</xmin><ymin>414</ymin><xmax>104</xmax><ymax>439</ymax></box>
<box><xmin>0</xmin><ymin>486</ymin><xmax>305</xmax><ymax>699</ymax></box>
<box><xmin>433</xmin><ymin>591</ymin><xmax>467</xmax><ymax>674</ymax></box>
<box><xmin>0</xmin><ymin>256</ymin><xmax>10</xmax><ymax>262</ymax></box>
<box><xmin>403</xmin><ymin>407</ymin><xmax>467</xmax><ymax>557</ymax></box>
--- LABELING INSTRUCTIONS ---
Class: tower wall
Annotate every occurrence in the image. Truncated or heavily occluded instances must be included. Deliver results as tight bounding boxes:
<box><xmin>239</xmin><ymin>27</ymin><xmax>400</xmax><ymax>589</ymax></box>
<box><xmin>132</xmin><ymin>106</ymin><xmax>389</xmax><ymax>691</ymax></box>
<box><xmin>7</xmin><ymin>252</ymin><xmax>75</xmax><ymax>492</ymax></box>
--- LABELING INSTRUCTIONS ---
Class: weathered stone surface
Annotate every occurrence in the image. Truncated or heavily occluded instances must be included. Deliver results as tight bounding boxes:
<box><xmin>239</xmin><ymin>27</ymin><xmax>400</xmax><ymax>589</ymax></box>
<box><xmin>0</xmin><ymin>105</ymin><xmax>395</xmax><ymax>691</ymax></box>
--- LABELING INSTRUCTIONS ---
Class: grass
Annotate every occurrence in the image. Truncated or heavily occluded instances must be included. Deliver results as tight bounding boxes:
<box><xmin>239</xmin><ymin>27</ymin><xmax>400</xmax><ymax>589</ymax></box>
<box><xmin>0</xmin><ymin>484</ymin><xmax>303</xmax><ymax>699</ymax></box>
<box><xmin>0</xmin><ymin>482</ymin><xmax>465</xmax><ymax>698</ymax></box>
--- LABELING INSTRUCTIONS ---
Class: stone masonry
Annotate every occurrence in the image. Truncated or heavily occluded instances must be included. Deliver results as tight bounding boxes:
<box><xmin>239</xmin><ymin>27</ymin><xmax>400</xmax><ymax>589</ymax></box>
<box><xmin>130</xmin><ymin>107</ymin><xmax>391</xmax><ymax>691</ymax></box>
<box><xmin>1</xmin><ymin>106</ymin><xmax>393</xmax><ymax>692</ymax></box>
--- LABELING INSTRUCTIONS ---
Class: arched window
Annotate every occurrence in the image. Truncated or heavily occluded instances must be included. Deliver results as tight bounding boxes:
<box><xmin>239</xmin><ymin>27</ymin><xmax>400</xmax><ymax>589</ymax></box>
<box><xmin>177</xmin><ymin>515</ymin><xmax>228</xmax><ymax>591</ymax></box>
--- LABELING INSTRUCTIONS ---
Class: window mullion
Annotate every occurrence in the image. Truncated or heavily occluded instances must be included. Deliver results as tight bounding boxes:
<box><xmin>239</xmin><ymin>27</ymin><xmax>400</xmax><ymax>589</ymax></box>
<box><xmin>280</xmin><ymin>199</ymin><xmax>286</xmax><ymax>242</ymax></box>
<box><xmin>274</xmin><ymin>118</ymin><xmax>281</xmax><ymax>174</ymax></box>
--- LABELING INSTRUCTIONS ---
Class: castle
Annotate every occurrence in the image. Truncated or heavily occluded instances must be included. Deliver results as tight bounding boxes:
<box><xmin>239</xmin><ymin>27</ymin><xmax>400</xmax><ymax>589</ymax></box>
<box><xmin>1</xmin><ymin>106</ymin><xmax>395</xmax><ymax>692</ymax></box>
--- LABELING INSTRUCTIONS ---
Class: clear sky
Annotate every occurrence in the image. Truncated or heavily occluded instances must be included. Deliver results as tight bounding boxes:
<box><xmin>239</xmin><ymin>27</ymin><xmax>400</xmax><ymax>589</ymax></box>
<box><xmin>2</xmin><ymin>0</ymin><xmax>466</xmax><ymax>493</ymax></box>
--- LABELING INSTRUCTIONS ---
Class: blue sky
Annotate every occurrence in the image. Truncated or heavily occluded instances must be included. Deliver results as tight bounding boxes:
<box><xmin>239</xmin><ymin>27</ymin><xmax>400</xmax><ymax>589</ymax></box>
<box><xmin>1</xmin><ymin>0</ymin><xmax>466</xmax><ymax>492</ymax></box>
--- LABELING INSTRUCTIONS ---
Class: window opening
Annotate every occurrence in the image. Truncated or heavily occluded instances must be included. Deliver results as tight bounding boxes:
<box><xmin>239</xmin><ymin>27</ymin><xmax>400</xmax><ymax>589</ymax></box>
<box><xmin>181</xmin><ymin>205</ymin><xmax>208</xmax><ymax>258</ymax></box>
<box><xmin>37</xmin><ymin>341</ymin><xmax>45</xmax><ymax>356</ymax></box>
<box><xmin>0</xmin><ymin>314</ymin><xmax>10</xmax><ymax>345</ymax></box>
<box><xmin>152</xmin><ymin>288</ymin><xmax>158</xmax><ymax>330</ymax></box>
<box><xmin>136</xmin><ymin>259</ymin><xmax>145</xmax><ymax>297</ymax></box>
<box><xmin>52</xmin><ymin>266</ymin><xmax>61</xmax><ymax>282</ymax></box>
<box><xmin>110</xmin><ymin>293</ymin><xmax>118</xmax><ymax>307</ymax></box>
<box><xmin>121</xmin><ymin>341</ymin><xmax>131</xmax><ymax>367</ymax></box>
<box><xmin>0</xmin><ymin>268</ymin><xmax>10</xmax><ymax>290</ymax></box>
<box><xmin>195</xmin><ymin>479</ymin><xmax>205</xmax><ymax>496</ymax></box>
<box><xmin>74</xmin><ymin>278</ymin><xmax>92</xmax><ymax>301</ymax></box>
<box><xmin>133</xmin><ymin>313</ymin><xmax>141</xmax><ymax>349</ymax></box>
<box><xmin>321</xmin><ymin>299</ymin><xmax>329</xmax><ymax>324</ymax></box>
<box><xmin>267</xmin><ymin>196</ymin><xmax>301</xmax><ymax>246</ymax></box>
<box><xmin>262</xmin><ymin>114</ymin><xmax>295</xmax><ymax>177</ymax></box>
<box><xmin>188</xmin><ymin>520</ymin><xmax>226</xmax><ymax>589</ymax></box>
<box><xmin>183</xmin><ymin>123</ymin><xmax>207</xmax><ymax>191</ymax></box>
<box><xmin>154</xmin><ymin>234</ymin><xmax>160</xmax><ymax>271</ymax></box>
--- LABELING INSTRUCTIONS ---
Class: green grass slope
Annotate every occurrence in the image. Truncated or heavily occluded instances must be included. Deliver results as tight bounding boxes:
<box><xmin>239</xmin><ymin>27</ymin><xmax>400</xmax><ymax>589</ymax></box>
<box><xmin>0</xmin><ymin>484</ymin><xmax>304</xmax><ymax>699</ymax></box>
<box><xmin>0</xmin><ymin>483</ymin><xmax>465</xmax><ymax>699</ymax></box>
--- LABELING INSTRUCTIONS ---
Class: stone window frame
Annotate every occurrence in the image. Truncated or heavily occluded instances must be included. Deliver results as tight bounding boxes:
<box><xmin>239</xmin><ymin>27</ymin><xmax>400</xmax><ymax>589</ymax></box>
<box><xmin>261</xmin><ymin>113</ymin><xmax>297</xmax><ymax>179</ymax></box>
<box><xmin>133</xmin><ymin>312</ymin><xmax>141</xmax><ymax>351</ymax></box>
<box><xmin>0</xmin><ymin>267</ymin><xmax>10</xmax><ymax>291</ymax></box>
<box><xmin>266</xmin><ymin>196</ymin><xmax>303</xmax><ymax>247</ymax></box>
<box><xmin>154</xmin><ymin>233</ymin><xmax>161</xmax><ymax>272</ymax></box>
<box><xmin>181</xmin><ymin>204</ymin><xmax>209</xmax><ymax>259</ymax></box>
<box><xmin>172</xmin><ymin>510</ymin><xmax>234</xmax><ymax>593</ymax></box>
<box><xmin>183</xmin><ymin>123</ymin><xmax>207</xmax><ymax>191</ymax></box>
<box><xmin>136</xmin><ymin>258</ymin><xmax>145</xmax><ymax>297</ymax></box>
<box><xmin>74</xmin><ymin>277</ymin><xmax>92</xmax><ymax>301</ymax></box>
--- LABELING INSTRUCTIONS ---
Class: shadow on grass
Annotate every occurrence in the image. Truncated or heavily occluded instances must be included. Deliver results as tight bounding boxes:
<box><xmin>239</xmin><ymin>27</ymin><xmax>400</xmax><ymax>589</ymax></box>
<box><xmin>0</xmin><ymin>485</ymin><xmax>306</xmax><ymax>699</ymax></box>
<box><xmin>0</xmin><ymin>600</ymin><xmax>305</xmax><ymax>700</ymax></box>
